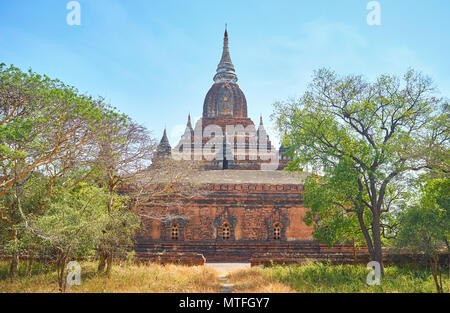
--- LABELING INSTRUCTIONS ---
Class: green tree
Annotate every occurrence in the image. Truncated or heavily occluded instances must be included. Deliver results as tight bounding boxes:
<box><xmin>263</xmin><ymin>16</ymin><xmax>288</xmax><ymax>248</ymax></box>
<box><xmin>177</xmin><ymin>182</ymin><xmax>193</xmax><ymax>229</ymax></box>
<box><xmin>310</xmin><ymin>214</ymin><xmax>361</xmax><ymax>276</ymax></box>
<box><xmin>419</xmin><ymin>178</ymin><xmax>450</xmax><ymax>255</ymax></box>
<box><xmin>0</xmin><ymin>171</ymin><xmax>50</xmax><ymax>278</ymax></box>
<box><xmin>273</xmin><ymin>68</ymin><xmax>449</xmax><ymax>273</ymax></box>
<box><xmin>396</xmin><ymin>182</ymin><xmax>449</xmax><ymax>293</ymax></box>
<box><xmin>303</xmin><ymin>158</ymin><xmax>368</xmax><ymax>263</ymax></box>
<box><xmin>30</xmin><ymin>182</ymin><xmax>109</xmax><ymax>291</ymax></box>
<box><xmin>0</xmin><ymin>63</ymin><xmax>125</xmax><ymax>279</ymax></box>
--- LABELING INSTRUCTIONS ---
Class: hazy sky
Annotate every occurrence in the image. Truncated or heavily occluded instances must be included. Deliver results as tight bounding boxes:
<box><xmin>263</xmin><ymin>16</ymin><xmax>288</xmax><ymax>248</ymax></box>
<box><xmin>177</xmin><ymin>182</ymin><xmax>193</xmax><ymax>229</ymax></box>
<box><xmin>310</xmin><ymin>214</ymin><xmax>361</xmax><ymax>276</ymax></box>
<box><xmin>1</xmin><ymin>0</ymin><xmax>449</xmax><ymax>147</ymax></box>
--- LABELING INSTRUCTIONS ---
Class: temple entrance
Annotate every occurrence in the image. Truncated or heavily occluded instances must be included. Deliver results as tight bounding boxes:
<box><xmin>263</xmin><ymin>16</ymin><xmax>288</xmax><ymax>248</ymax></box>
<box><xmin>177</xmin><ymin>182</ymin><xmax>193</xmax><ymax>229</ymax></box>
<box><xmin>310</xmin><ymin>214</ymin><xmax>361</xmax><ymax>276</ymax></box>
<box><xmin>223</xmin><ymin>157</ymin><xmax>229</xmax><ymax>169</ymax></box>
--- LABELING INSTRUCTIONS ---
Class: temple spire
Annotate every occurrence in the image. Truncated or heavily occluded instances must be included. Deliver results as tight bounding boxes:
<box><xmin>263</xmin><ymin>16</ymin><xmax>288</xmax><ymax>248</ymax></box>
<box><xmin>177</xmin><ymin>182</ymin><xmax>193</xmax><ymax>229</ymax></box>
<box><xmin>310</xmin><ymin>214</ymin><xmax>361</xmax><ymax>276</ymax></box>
<box><xmin>214</xmin><ymin>26</ymin><xmax>238</xmax><ymax>84</ymax></box>
<box><xmin>257</xmin><ymin>115</ymin><xmax>267</xmax><ymax>139</ymax></box>
<box><xmin>187</xmin><ymin>113</ymin><xmax>192</xmax><ymax>128</ymax></box>
<box><xmin>184</xmin><ymin>113</ymin><xmax>193</xmax><ymax>134</ymax></box>
<box><xmin>156</xmin><ymin>128</ymin><xmax>171</xmax><ymax>159</ymax></box>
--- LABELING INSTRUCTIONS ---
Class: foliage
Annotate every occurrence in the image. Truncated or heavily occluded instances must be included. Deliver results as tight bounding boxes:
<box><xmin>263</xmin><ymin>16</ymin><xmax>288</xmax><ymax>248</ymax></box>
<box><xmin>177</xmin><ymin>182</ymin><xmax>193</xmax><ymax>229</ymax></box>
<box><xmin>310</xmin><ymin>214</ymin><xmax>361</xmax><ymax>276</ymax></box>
<box><xmin>273</xmin><ymin>68</ymin><xmax>449</xmax><ymax>272</ymax></box>
<box><xmin>396</xmin><ymin>206</ymin><xmax>443</xmax><ymax>258</ymax></box>
<box><xmin>22</xmin><ymin>182</ymin><xmax>140</xmax><ymax>291</ymax></box>
<box><xmin>303</xmin><ymin>158</ymin><xmax>367</xmax><ymax>248</ymax></box>
<box><xmin>0</xmin><ymin>64</ymin><xmax>144</xmax><ymax>283</ymax></box>
<box><xmin>0</xmin><ymin>64</ymin><xmax>199</xmax><ymax>288</ymax></box>
<box><xmin>421</xmin><ymin>178</ymin><xmax>450</xmax><ymax>248</ymax></box>
<box><xmin>0</xmin><ymin>63</ymin><xmax>127</xmax><ymax>279</ymax></box>
<box><xmin>396</xmin><ymin>178</ymin><xmax>449</xmax><ymax>292</ymax></box>
<box><xmin>31</xmin><ymin>183</ymin><xmax>107</xmax><ymax>257</ymax></box>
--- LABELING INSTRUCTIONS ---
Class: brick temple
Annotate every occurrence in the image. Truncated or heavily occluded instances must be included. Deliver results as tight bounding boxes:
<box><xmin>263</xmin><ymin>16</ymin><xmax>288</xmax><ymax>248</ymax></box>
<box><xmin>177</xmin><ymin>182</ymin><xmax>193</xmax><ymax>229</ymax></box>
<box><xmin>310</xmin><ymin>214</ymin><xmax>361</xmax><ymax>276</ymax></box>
<box><xmin>134</xmin><ymin>28</ymin><xmax>317</xmax><ymax>262</ymax></box>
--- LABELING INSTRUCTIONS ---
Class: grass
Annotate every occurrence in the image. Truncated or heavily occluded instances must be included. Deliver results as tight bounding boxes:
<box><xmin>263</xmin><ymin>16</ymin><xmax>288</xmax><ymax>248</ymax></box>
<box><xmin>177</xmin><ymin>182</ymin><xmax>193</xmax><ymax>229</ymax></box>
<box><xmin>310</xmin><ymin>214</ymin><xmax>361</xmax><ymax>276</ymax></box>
<box><xmin>228</xmin><ymin>261</ymin><xmax>450</xmax><ymax>293</ymax></box>
<box><xmin>0</xmin><ymin>261</ymin><xmax>221</xmax><ymax>293</ymax></box>
<box><xmin>1</xmin><ymin>260</ymin><xmax>448</xmax><ymax>293</ymax></box>
<box><xmin>226</xmin><ymin>267</ymin><xmax>294</xmax><ymax>293</ymax></box>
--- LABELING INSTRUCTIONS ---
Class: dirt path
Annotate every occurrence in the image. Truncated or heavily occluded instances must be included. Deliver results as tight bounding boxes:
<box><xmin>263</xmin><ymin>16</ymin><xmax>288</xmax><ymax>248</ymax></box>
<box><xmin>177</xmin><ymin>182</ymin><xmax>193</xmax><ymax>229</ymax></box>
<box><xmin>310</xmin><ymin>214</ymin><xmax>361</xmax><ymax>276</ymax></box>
<box><xmin>218</xmin><ymin>274</ymin><xmax>233</xmax><ymax>293</ymax></box>
<box><xmin>205</xmin><ymin>263</ymin><xmax>251</xmax><ymax>293</ymax></box>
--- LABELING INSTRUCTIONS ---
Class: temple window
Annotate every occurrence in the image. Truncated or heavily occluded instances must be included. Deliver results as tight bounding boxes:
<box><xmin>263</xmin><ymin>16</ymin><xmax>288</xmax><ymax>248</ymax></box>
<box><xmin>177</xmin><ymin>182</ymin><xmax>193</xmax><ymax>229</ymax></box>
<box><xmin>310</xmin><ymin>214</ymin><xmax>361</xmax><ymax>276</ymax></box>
<box><xmin>273</xmin><ymin>223</ymin><xmax>281</xmax><ymax>240</ymax></box>
<box><xmin>171</xmin><ymin>223</ymin><xmax>179</xmax><ymax>240</ymax></box>
<box><xmin>222</xmin><ymin>223</ymin><xmax>231</xmax><ymax>240</ymax></box>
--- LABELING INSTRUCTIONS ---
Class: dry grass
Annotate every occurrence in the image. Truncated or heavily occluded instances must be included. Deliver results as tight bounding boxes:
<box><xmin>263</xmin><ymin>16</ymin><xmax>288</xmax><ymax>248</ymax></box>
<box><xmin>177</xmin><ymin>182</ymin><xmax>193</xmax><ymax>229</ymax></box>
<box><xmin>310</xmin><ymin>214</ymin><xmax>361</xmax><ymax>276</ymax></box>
<box><xmin>2</xmin><ymin>260</ymin><xmax>447</xmax><ymax>293</ymax></box>
<box><xmin>257</xmin><ymin>262</ymin><xmax>450</xmax><ymax>293</ymax></box>
<box><xmin>0</xmin><ymin>261</ymin><xmax>221</xmax><ymax>293</ymax></box>
<box><xmin>228</xmin><ymin>262</ymin><xmax>450</xmax><ymax>293</ymax></box>
<box><xmin>226</xmin><ymin>268</ymin><xmax>293</xmax><ymax>293</ymax></box>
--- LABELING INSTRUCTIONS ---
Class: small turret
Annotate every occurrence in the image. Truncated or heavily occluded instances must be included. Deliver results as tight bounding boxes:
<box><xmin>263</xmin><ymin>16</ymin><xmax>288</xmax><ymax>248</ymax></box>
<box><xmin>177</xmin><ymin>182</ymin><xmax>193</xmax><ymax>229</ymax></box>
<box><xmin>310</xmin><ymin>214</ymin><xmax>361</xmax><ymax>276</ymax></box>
<box><xmin>279</xmin><ymin>130</ymin><xmax>290</xmax><ymax>161</ymax></box>
<box><xmin>174</xmin><ymin>114</ymin><xmax>195</xmax><ymax>154</ymax></box>
<box><xmin>155</xmin><ymin>128</ymin><xmax>172</xmax><ymax>159</ymax></box>
<box><xmin>186</xmin><ymin>113</ymin><xmax>193</xmax><ymax>133</ymax></box>
<box><xmin>257</xmin><ymin>115</ymin><xmax>268</xmax><ymax>140</ymax></box>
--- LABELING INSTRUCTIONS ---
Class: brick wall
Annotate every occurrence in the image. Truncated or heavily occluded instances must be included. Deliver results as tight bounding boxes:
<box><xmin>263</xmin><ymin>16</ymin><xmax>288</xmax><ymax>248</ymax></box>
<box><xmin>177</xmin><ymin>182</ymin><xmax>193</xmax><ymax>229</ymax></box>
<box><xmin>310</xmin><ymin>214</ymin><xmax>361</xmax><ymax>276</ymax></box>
<box><xmin>135</xmin><ymin>183</ymin><xmax>313</xmax><ymax>243</ymax></box>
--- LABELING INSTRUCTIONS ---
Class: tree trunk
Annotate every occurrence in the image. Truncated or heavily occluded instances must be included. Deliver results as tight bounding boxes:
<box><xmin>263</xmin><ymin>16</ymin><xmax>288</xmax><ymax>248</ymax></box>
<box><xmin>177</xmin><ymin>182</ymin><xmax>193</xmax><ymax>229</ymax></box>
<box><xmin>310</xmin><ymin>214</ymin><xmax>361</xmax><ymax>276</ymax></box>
<box><xmin>357</xmin><ymin>211</ymin><xmax>375</xmax><ymax>258</ymax></box>
<box><xmin>56</xmin><ymin>249</ymin><xmax>70</xmax><ymax>293</ymax></box>
<box><xmin>9</xmin><ymin>229</ymin><xmax>19</xmax><ymax>280</ymax></box>
<box><xmin>107</xmin><ymin>193</ymin><xmax>114</xmax><ymax>215</ymax></box>
<box><xmin>430</xmin><ymin>255</ymin><xmax>442</xmax><ymax>293</ymax></box>
<box><xmin>371</xmin><ymin>213</ymin><xmax>384</xmax><ymax>276</ymax></box>
<box><xmin>98</xmin><ymin>249</ymin><xmax>107</xmax><ymax>273</ymax></box>
<box><xmin>58</xmin><ymin>257</ymin><xmax>67</xmax><ymax>292</ymax></box>
<box><xmin>106</xmin><ymin>251</ymin><xmax>113</xmax><ymax>276</ymax></box>
<box><xmin>9</xmin><ymin>252</ymin><xmax>19</xmax><ymax>281</ymax></box>
<box><xmin>27</xmin><ymin>253</ymin><xmax>34</xmax><ymax>278</ymax></box>
<box><xmin>56</xmin><ymin>258</ymin><xmax>62</xmax><ymax>290</ymax></box>
<box><xmin>57</xmin><ymin>256</ymin><xmax>63</xmax><ymax>291</ymax></box>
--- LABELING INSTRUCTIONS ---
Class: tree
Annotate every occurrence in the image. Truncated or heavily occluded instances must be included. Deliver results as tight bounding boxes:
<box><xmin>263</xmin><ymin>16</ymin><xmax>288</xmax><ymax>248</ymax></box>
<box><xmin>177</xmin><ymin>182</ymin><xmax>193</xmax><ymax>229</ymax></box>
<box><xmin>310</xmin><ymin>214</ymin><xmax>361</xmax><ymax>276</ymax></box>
<box><xmin>419</xmin><ymin>178</ymin><xmax>450</xmax><ymax>256</ymax></box>
<box><xmin>0</xmin><ymin>63</ymin><xmax>124</xmax><ymax>279</ymax></box>
<box><xmin>303</xmin><ymin>158</ymin><xmax>368</xmax><ymax>263</ymax></box>
<box><xmin>94</xmin><ymin>120</ymin><xmax>155</xmax><ymax>274</ymax></box>
<box><xmin>92</xmin><ymin>119</ymin><xmax>203</xmax><ymax>275</ymax></box>
<box><xmin>273</xmin><ymin>68</ymin><xmax>449</xmax><ymax>273</ymax></box>
<box><xmin>396</xmin><ymin>183</ymin><xmax>449</xmax><ymax>293</ymax></box>
<box><xmin>0</xmin><ymin>171</ymin><xmax>50</xmax><ymax>279</ymax></box>
<box><xmin>30</xmin><ymin>182</ymin><xmax>110</xmax><ymax>291</ymax></box>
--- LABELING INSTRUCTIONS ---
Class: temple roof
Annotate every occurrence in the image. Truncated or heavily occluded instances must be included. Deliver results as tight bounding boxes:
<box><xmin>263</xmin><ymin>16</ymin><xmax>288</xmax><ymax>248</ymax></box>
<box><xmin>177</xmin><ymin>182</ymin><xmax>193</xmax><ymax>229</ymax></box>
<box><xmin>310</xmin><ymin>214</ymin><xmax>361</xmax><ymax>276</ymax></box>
<box><xmin>214</xmin><ymin>27</ymin><xmax>237</xmax><ymax>84</ymax></box>
<box><xmin>202</xmin><ymin>28</ymin><xmax>247</xmax><ymax>119</ymax></box>
<box><xmin>155</xmin><ymin>129</ymin><xmax>171</xmax><ymax>159</ymax></box>
<box><xmin>202</xmin><ymin>82</ymin><xmax>247</xmax><ymax>118</ymax></box>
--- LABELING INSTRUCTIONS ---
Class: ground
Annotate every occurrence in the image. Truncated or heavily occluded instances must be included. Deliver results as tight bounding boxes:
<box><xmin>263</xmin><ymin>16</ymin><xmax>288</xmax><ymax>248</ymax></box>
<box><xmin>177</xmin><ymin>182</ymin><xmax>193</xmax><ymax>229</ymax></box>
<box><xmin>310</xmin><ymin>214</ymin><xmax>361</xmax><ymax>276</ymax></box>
<box><xmin>0</xmin><ymin>261</ymin><xmax>221</xmax><ymax>293</ymax></box>
<box><xmin>228</xmin><ymin>263</ymin><xmax>449</xmax><ymax>293</ymax></box>
<box><xmin>205</xmin><ymin>262</ymin><xmax>250</xmax><ymax>293</ymax></box>
<box><xmin>0</xmin><ymin>261</ymin><xmax>448</xmax><ymax>293</ymax></box>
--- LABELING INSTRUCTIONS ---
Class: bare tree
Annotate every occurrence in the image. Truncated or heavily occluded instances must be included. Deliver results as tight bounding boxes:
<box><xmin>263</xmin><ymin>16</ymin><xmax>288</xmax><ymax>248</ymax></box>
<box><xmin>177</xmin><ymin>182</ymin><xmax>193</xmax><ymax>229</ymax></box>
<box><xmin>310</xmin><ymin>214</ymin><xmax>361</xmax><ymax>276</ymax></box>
<box><xmin>94</xmin><ymin>120</ymin><xmax>156</xmax><ymax>274</ymax></box>
<box><xmin>123</xmin><ymin>158</ymin><xmax>205</xmax><ymax>244</ymax></box>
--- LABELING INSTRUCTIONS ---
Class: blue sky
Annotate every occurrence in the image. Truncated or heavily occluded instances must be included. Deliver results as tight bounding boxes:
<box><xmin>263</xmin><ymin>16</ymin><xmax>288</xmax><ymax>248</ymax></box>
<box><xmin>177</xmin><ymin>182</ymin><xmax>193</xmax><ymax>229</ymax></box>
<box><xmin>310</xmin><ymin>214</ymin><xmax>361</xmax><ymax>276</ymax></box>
<box><xmin>1</xmin><ymin>0</ymin><xmax>449</xmax><ymax>147</ymax></box>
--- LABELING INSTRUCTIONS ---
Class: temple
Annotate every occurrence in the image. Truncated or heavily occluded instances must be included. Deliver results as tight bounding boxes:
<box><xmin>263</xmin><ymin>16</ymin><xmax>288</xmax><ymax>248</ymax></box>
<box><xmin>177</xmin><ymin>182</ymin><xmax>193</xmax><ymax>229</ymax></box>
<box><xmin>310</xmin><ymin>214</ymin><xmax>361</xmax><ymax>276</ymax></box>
<box><xmin>133</xmin><ymin>28</ymin><xmax>315</xmax><ymax>261</ymax></box>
